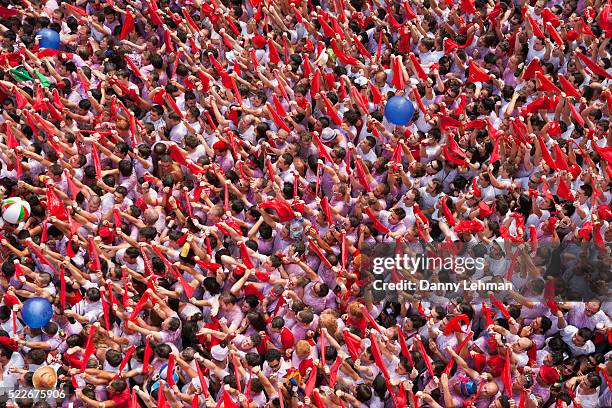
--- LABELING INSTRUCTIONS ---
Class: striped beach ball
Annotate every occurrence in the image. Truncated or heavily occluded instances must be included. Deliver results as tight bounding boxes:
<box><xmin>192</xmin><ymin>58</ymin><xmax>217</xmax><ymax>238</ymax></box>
<box><xmin>2</xmin><ymin>197</ymin><xmax>30</xmax><ymax>224</ymax></box>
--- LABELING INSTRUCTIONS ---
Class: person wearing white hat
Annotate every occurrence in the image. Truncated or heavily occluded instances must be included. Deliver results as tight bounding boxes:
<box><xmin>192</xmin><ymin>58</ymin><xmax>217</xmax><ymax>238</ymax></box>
<box><xmin>192</xmin><ymin>346</ymin><xmax>230</xmax><ymax>382</ymax></box>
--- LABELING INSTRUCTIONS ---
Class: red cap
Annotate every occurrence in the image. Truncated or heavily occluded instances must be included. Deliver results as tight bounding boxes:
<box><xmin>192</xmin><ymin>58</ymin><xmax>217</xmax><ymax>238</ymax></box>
<box><xmin>252</xmin><ymin>34</ymin><xmax>266</xmax><ymax>49</ymax></box>
<box><xmin>539</xmin><ymin>365</ymin><xmax>560</xmax><ymax>385</ymax></box>
<box><xmin>213</xmin><ymin>140</ymin><xmax>229</xmax><ymax>150</ymax></box>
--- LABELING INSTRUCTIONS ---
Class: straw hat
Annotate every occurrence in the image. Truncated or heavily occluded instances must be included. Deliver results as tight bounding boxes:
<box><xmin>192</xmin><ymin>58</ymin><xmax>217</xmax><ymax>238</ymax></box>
<box><xmin>32</xmin><ymin>366</ymin><xmax>57</xmax><ymax>389</ymax></box>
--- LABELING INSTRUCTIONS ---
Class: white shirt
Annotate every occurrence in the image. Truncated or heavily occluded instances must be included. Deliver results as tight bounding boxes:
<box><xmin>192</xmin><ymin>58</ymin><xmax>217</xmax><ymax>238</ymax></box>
<box><xmin>560</xmin><ymin>325</ymin><xmax>595</xmax><ymax>356</ymax></box>
<box><xmin>0</xmin><ymin>352</ymin><xmax>24</xmax><ymax>387</ymax></box>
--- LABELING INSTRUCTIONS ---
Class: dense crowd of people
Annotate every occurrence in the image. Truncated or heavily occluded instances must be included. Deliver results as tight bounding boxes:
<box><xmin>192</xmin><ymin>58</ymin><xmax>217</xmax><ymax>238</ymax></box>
<box><xmin>0</xmin><ymin>0</ymin><xmax>610</xmax><ymax>406</ymax></box>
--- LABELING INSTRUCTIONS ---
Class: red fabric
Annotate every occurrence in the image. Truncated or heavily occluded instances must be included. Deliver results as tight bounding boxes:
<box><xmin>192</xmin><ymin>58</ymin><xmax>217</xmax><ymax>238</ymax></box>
<box><xmin>92</xmin><ymin>144</ymin><xmax>102</xmax><ymax>178</ymax></box>
<box><xmin>411</xmin><ymin>87</ymin><xmax>426</xmax><ymax>113</ymax></box>
<box><xmin>376</xmin><ymin>29</ymin><xmax>383</xmax><ymax>60</ymax></box>
<box><xmin>308</xmin><ymin>239</ymin><xmax>332</xmax><ymax>268</ymax></box>
<box><xmin>594</xmin><ymin>144</ymin><xmax>612</xmax><ymax>162</ymax></box>
<box><xmin>304</xmin><ymin>366</ymin><xmax>317</xmax><ymax>397</ymax></box>
<box><xmin>553</xmin><ymin>144</ymin><xmax>569</xmax><ymax>171</ymax></box>
<box><xmin>541</xmin><ymin>8</ymin><xmax>561</xmax><ymax>27</ymax></box>
<box><xmin>5</xmin><ymin>126</ymin><xmax>18</xmax><ymax>150</ymax></box>
<box><xmin>0</xmin><ymin>336</ymin><xmax>18</xmax><ymax>351</ymax></box>
<box><xmin>311</xmin><ymin>69</ymin><xmax>320</xmax><ymax>98</ymax></box>
<box><xmin>397</xmin><ymin>325</ymin><xmax>413</xmax><ymax>365</ymax></box>
<box><xmin>64</xmin><ymin>3</ymin><xmax>86</xmax><ymax>16</ymax></box>
<box><xmin>259</xmin><ymin>199</ymin><xmax>295</xmax><ymax>222</ymax></box>
<box><xmin>369</xmin><ymin>333</ymin><xmax>391</xmax><ymax>380</ymax></box>
<box><xmin>441</xmin><ymin>196</ymin><xmax>456</xmax><ymax>226</ymax></box>
<box><xmin>413</xmin><ymin>203</ymin><xmax>428</xmax><ymax>225</ymax></box>
<box><xmin>267</xmin><ymin>38</ymin><xmax>281</xmax><ymax>64</ymax></box>
<box><xmin>415</xmin><ymin>337</ymin><xmax>434</xmax><ymax>377</ymax></box>
<box><xmin>409</xmin><ymin>53</ymin><xmax>428</xmax><ymax>81</ymax></box>
<box><xmin>239</xmin><ymin>242</ymin><xmax>254</xmax><ymax>269</ymax></box>
<box><xmin>351</xmin><ymin>86</ymin><xmax>369</xmax><ymax>113</ymax></box>
<box><xmin>364</xmin><ymin>207</ymin><xmax>390</xmax><ymax>234</ymax></box>
<box><xmin>318</xmin><ymin>15</ymin><xmax>336</xmax><ymax>37</ymax></box>
<box><xmin>370</xmin><ymin>81</ymin><xmax>383</xmax><ymax>104</ymax></box>
<box><xmin>501</xmin><ymin>348</ymin><xmax>513</xmax><ymax>396</ymax></box>
<box><xmin>119</xmin><ymin>11</ymin><xmax>135</xmax><ymax>40</ymax></box>
<box><xmin>343</xmin><ymin>330</ymin><xmax>362</xmax><ymax>360</ymax></box>
<box><xmin>321</xmin><ymin>196</ymin><xmax>333</xmax><ymax>224</ymax></box>
<box><xmin>522</xmin><ymin>58</ymin><xmax>543</xmax><ymax>80</ymax></box>
<box><xmin>443</xmin><ymin>314</ymin><xmax>470</xmax><ymax>336</ymax></box>
<box><xmin>557</xmin><ymin>177</ymin><xmax>575</xmax><ymax>201</ymax></box>
<box><xmin>455</xmin><ymin>219</ymin><xmax>485</xmax><ymax>234</ymax></box>
<box><xmin>387</xmin><ymin>6</ymin><xmax>403</xmax><ymax>31</ymax></box>
<box><xmin>468</xmin><ymin>60</ymin><xmax>490</xmax><ymax>83</ymax></box>
<box><xmin>537</xmin><ymin>135</ymin><xmax>556</xmax><ymax>169</ymax></box>
<box><xmin>129</xmin><ymin>292</ymin><xmax>150</xmax><ymax>320</ymax></box>
<box><xmin>272</xmin><ymin>94</ymin><xmax>287</xmax><ymax>116</ymax></box>
<box><xmin>80</xmin><ymin>325</ymin><xmax>97</xmax><ymax>371</ymax></box>
<box><xmin>361</xmin><ymin>305</ymin><xmax>383</xmax><ymax>333</ymax></box>
<box><xmin>536</xmin><ymin>71</ymin><xmax>561</xmax><ymax>93</ymax></box>
<box><xmin>322</xmin><ymin>94</ymin><xmax>343</xmax><ymax>125</ymax></box>
<box><xmin>110</xmin><ymin>387</ymin><xmax>131</xmax><ymax>408</ymax></box>
<box><xmin>527</xmin><ymin>14</ymin><xmax>545</xmax><ymax>38</ymax></box>
<box><xmin>443</xmin><ymin>332</ymin><xmax>473</xmax><ymax>375</ymax></box>
<box><xmin>569</xmin><ymin>102</ymin><xmax>585</xmax><ymax>127</ymax></box>
<box><xmin>0</xmin><ymin>7</ymin><xmax>18</xmax><ymax>18</ymax></box>
<box><xmin>402</xmin><ymin>1</ymin><xmax>417</xmax><ymax>19</ymax></box>
<box><xmin>194</xmin><ymin>360</ymin><xmax>209</xmax><ymax>398</ymax></box>
<box><xmin>392</xmin><ymin>57</ymin><xmax>405</xmax><ymax>91</ymax></box>
<box><xmin>330</xmin><ymin>39</ymin><xmax>358</xmax><ymax>66</ymax></box>
<box><xmin>482</xmin><ymin>303</ymin><xmax>494</xmax><ymax>327</ymax></box>
<box><xmin>329</xmin><ymin>356</ymin><xmax>342</xmax><ymax>387</ymax></box>
<box><xmin>352</xmin><ymin>35</ymin><xmax>372</xmax><ymax>59</ymax></box>
<box><xmin>15</xmin><ymin>91</ymin><xmax>27</xmax><ymax>109</ymax></box>
<box><xmin>460</xmin><ymin>0</ymin><xmax>475</xmax><ymax>14</ymax></box>
<box><xmin>489</xmin><ymin>294</ymin><xmax>511</xmax><ymax>319</ymax></box>
<box><xmin>576</xmin><ymin>52</ymin><xmax>612</xmax><ymax>79</ymax></box>
<box><xmin>545</xmin><ymin>22</ymin><xmax>564</xmax><ymax>46</ymax></box>
<box><xmin>443</xmin><ymin>138</ymin><xmax>465</xmax><ymax>160</ymax></box>
<box><xmin>439</xmin><ymin>114</ymin><xmax>462</xmax><ymax>131</ymax></box>
<box><xmin>46</xmin><ymin>186</ymin><xmax>67</xmax><ymax>220</ymax></box>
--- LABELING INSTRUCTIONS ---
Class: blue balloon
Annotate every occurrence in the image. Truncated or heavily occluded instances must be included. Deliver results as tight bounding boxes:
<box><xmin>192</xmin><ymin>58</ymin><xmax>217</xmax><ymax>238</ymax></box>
<box><xmin>37</xmin><ymin>29</ymin><xmax>60</xmax><ymax>50</ymax></box>
<box><xmin>21</xmin><ymin>297</ymin><xmax>53</xmax><ymax>328</ymax></box>
<box><xmin>384</xmin><ymin>96</ymin><xmax>415</xmax><ymax>126</ymax></box>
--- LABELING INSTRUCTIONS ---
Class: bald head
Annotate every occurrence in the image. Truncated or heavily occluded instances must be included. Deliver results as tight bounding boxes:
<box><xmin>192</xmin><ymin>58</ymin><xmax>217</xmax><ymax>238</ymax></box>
<box><xmin>144</xmin><ymin>209</ymin><xmax>159</xmax><ymax>225</ymax></box>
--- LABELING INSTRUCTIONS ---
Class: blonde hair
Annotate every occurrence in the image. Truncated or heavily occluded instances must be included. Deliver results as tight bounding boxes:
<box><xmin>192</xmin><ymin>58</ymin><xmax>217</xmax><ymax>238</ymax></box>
<box><xmin>348</xmin><ymin>301</ymin><xmax>363</xmax><ymax>319</ymax></box>
<box><xmin>295</xmin><ymin>340</ymin><xmax>311</xmax><ymax>358</ymax></box>
<box><xmin>319</xmin><ymin>313</ymin><xmax>338</xmax><ymax>335</ymax></box>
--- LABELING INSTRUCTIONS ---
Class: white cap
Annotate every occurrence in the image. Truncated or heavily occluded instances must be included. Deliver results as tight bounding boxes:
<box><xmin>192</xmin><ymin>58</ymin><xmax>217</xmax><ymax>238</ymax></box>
<box><xmin>211</xmin><ymin>345</ymin><xmax>229</xmax><ymax>361</ymax></box>
<box><xmin>320</xmin><ymin>128</ymin><xmax>337</xmax><ymax>142</ymax></box>
<box><xmin>355</xmin><ymin>76</ymin><xmax>368</xmax><ymax>86</ymax></box>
